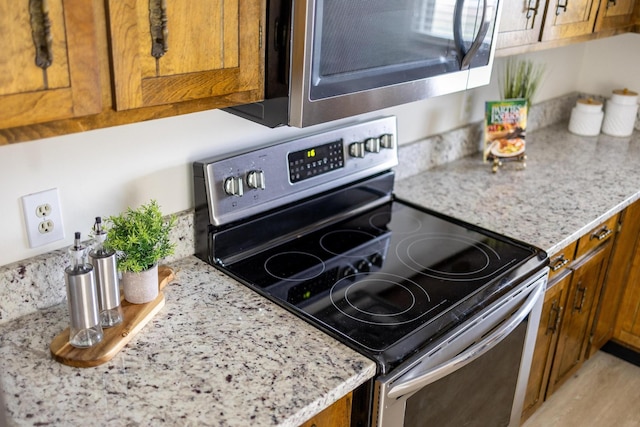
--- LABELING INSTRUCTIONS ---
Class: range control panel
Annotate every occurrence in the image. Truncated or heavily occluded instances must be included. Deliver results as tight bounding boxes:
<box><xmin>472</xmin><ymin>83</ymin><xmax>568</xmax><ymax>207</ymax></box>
<box><xmin>194</xmin><ymin>116</ymin><xmax>398</xmax><ymax>226</ymax></box>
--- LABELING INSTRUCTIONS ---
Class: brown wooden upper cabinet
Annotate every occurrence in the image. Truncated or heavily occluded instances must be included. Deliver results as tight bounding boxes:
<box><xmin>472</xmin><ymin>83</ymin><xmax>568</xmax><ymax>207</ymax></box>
<box><xmin>107</xmin><ymin>0</ymin><xmax>264</xmax><ymax>111</ymax></box>
<box><xmin>497</xmin><ymin>0</ymin><xmax>637</xmax><ymax>51</ymax></box>
<box><xmin>595</xmin><ymin>0</ymin><xmax>638</xmax><ymax>31</ymax></box>
<box><xmin>0</xmin><ymin>0</ymin><xmax>101</xmax><ymax>129</ymax></box>
<box><xmin>497</xmin><ymin>0</ymin><xmax>546</xmax><ymax>49</ymax></box>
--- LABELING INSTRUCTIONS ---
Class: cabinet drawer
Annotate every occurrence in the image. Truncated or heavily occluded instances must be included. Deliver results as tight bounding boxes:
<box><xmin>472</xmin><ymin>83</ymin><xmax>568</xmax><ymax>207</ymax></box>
<box><xmin>575</xmin><ymin>214</ymin><xmax>619</xmax><ymax>260</ymax></box>
<box><xmin>548</xmin><ymin>241</ymin><xmax>578</xmax><ymax>281</ymax></box>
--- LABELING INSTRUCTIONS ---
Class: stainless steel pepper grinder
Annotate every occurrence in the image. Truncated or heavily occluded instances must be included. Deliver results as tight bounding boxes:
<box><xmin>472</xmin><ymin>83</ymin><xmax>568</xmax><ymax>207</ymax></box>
<box><xmin>89</xmin><ymin>217</ymin><xmax>123</xmax><ymax>328</ymax></box>
<box><xmin>65</xmin><ymin>232</ymin><xmax>103</xmax><ymax>348</ymax></box>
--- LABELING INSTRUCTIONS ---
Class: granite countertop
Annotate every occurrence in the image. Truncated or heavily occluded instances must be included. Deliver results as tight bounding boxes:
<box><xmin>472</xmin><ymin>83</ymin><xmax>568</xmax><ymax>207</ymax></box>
<box><xmin>0</xmin><ymin>256</ymin><xmax>376</xmax><ymax>426</ymax></box>
<box><xmin>2</xmin><ymin>121</ymin><xmax>639</xmax><ymax>427</ymax></box>
<box><xmin>395</xmin><ymin>122</ymin><xmax>640</xmax><ymax>256</ymax></box>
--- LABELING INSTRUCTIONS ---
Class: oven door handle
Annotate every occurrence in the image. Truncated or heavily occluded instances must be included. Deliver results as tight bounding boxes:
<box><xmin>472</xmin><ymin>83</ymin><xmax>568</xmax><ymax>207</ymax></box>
<box><xmin>387</xmin><ymin>283</ymin><xmax>542</xmax><ymax>400</ymax></box>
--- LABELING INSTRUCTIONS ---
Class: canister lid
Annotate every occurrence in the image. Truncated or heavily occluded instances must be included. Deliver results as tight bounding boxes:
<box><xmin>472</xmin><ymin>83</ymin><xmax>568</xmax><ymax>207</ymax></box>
<box><xmin>613</xmin><ymin>88</ymin><xmax>638</xmax><ymax>97</ymax></box>
<box><xmin>611</xmin><ymin>88</ymin><xmax>639</xmax><ymax>105</ymax></box>
<box><xmin>575</xmin><ymin>98</ymin><xmax>603</xmax><ymax>112</ymax></box>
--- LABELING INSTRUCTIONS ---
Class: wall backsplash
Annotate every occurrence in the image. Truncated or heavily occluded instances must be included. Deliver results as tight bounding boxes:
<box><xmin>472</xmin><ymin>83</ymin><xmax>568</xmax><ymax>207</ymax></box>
<box><xmin>0</xmin><ymin>92</ymin><xmax>598</xmax><ymax>324</ymax></box>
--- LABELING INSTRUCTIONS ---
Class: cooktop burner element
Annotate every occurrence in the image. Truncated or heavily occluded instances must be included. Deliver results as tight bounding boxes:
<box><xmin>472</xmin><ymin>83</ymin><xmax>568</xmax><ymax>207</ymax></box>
<box><xmin>396</xmin><ymin>233</ymin><xmax>517</xmax><ymax>281</ymax></box>
<box><xmin>330</xmin><ymin>272</ymin><xmax>436</xmax><ymax>326</ymax></box>
<box><xmin>264</xmin><ymin>252</ymin><xmax>326</xmax><ymax>281</ymax></box>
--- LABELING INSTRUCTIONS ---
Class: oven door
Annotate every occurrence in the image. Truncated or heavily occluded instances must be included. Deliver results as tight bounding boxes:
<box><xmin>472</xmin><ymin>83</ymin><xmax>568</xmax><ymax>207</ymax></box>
<box><xmin>373</xmin><ymin>270</ymin><xmax>546</xmax><ymax>427</ymax></box>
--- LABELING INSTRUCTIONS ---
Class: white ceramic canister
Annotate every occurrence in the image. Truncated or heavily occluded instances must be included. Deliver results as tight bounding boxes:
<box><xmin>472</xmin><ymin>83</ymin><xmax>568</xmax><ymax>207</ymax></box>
<box><xmin>568</xmin><ymin>98</ymin><xmax>604</xmax><ymax>136</ymax></box>
<box><xmin>602</xmin><ymin>89</ymin><xmax>639</xmax><ymax>137</ymax></box>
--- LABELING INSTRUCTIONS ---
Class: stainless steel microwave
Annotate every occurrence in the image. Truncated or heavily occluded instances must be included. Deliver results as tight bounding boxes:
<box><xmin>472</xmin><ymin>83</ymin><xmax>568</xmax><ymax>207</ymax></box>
<box><xmin>227</xmin><ymin>0</ymin><xmax>504</xmax><ymax>128</ymax></box>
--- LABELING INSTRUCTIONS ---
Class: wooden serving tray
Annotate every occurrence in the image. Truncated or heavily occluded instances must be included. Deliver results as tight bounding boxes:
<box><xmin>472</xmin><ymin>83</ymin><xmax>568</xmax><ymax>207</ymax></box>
<box><xmin>50</xmin><ymin>266</ymin><xmax>175</xmax><ymax>368</ymax></box>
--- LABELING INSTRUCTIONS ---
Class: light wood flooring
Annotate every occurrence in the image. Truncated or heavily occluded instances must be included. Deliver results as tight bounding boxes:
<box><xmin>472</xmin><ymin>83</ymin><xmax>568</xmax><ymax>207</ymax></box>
<box><xmin>522</xmin><ymin>351</ymin><xmax>640</xmax><ymax>427</ymax></box>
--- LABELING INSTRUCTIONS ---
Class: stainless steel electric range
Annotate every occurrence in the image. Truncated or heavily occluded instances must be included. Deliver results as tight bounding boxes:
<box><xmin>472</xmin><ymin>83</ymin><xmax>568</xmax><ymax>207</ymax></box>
<box><xmin>193</xmin><ymin>116</ymin><xmax>549</xmax><ymax>427</ymax></box>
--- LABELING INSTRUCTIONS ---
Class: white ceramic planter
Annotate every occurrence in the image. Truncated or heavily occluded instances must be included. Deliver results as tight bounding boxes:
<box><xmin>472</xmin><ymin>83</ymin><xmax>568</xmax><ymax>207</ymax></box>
<box><xmin>121</xmin><ymin>264</ymin><xmax>158</xmax><ymax>304</ymax></box>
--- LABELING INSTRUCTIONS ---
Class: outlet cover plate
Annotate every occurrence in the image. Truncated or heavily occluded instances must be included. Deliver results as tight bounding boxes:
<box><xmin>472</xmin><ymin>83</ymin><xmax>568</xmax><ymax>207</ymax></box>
<box><xmin>21</xmin><ymin>188</ymin><xmax>65</xmax><ymax>248</ymax></box>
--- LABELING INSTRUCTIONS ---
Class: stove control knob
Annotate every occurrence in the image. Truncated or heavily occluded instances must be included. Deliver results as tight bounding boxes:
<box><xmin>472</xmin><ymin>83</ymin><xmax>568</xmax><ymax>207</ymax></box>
<box><xmin>342</xmin><ymin>265</ymin><xmax>357</xmax><ymax>278</ymax></box>
<box><xmin>246</xmin><ymin>170</ymin><xmax>265</xmax><ymax>190</ymax></box>
<box><xmin>223</xmin><ymin>176</ymin><xmax>244</xmax><ymax>197</ymax></box>
<box><xmin>349</xmin><ymin>142</ymin><xmax>366</xmax><ymax>158</ymax></box>
<box><xmin>356</xmin><ymin>259</ymin><xmax>372</xmax><ymax>273</ymax></box>
<box><xmin>380</xmin><ymin>133</ymin><xmax>395</xmax><ymax>149</ymax></box>
<box><xmin>365</xmin><ymin>137</ymin><xmax>381</xmax><ymax>153</ymax></box>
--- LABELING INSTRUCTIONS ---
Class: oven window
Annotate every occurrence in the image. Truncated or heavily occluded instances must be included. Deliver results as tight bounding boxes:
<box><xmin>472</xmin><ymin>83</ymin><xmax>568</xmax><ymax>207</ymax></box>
<box><xmin>310</xmin><ymin>0</ymin><xmax>498</xmax><ymax>100</ymax></box>
<box><xmin>404</xmin><ymin>320</ymin><xmax>527</xmax><ymax>427</ymax></box>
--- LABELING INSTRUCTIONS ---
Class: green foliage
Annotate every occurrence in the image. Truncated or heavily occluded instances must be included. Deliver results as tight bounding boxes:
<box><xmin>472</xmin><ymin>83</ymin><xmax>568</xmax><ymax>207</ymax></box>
<box><xmin>500</xmin><ymin>58</ymin><xmax>546</xmax><ymax>108</ymax></box>
<box><xmin>104</xmin><ymin>200</ymin><xmax>176</xmax><ymax>273</ymax></box>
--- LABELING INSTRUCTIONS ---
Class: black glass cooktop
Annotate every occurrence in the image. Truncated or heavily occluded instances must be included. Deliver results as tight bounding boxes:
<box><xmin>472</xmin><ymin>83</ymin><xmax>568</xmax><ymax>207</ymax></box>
<box><xmin>220</xmin><ymin>199</ymin><xmax>545</xmax><ymax>371</ymax></box>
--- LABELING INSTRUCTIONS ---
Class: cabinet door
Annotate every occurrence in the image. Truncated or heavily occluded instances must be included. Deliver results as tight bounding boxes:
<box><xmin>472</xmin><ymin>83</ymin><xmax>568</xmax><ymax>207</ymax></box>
<box><xmin>614</xmin><ymin>201</ymin><xmax>640</xmax><ymax>351</ymax></box>
<box><xmin>496</xmin><ymin>0</ymin><xmax>545</xmax><ymax>49</ymax></box>
<box><xmin>0</xmin><ymin>0</ymin><xmax>101</xmax><ymax>129</ymax></box>
<box><xmin>521</xmin><ymin>271</ymin><xmax>571</xmax><ymax>423</ymax></box>
<box><xmin>540</xmin><ymin>0</ymin><xmax>601</xmax><ymax>41</ymax></box>
<box><xmin>107</xmin><ymin>0</ymin><xmax>264</xmax><ymax>111</ymax></box>
<box><xmin>595</xmin><ymin>0</ymin><xmax>637</xmax><ymax>30</ymax></box>
<box><xmin>590</xmin><ymin>205</ymin><xmax>640</xmax><ymax>356</ymax></box>
<box><xmin>547</xmin><ymin>242</ymin><xmax>612</xmax><ymax>396</ymax></box>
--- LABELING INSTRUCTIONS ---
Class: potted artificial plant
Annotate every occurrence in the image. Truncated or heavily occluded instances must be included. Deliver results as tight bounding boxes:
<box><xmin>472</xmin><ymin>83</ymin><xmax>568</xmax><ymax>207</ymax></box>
<box><xmin>104</xmin><ymin>200</ymin><xmax>176</xmax><ymax>304</ymax></box>
<box><xmin>500</xmin><ymin>58</ymin><xmax>546</xmax><ymax>108</ymax></box>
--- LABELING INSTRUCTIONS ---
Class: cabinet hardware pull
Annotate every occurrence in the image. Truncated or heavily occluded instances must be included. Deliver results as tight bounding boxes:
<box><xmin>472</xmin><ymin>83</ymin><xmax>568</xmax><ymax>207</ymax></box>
<box><xmin>607</xmin><ymin>0</ymin><xmax>617</xmax><ymax>7</ymax></box>
<box><xmin>556</xmin><ymin>0</ymin><xmax>569</xmax><ymax>15</ymax></box>
<box><xmin>574</xmin><ymin>283</ymin><xmax>587</xmax><ymax>312</ymax></box>
<box><xmin>550</xmin><ymin>255</ymin><xmax>570</xmax><ymax>271</ymax></box>
<box><xmin>149</xmin><ymin>0</ymin><xmax>169</xmax><ymax>59</ymax></box>
<box><xmin>29</xmin><ymin>0</ymin><xmax>53</xmax><ymax>70</ymax></box>
<box><xmin>547</xmin><ymin>300</ymin><xmax>563</xmax><ymax>334</ymax></box>
<box><xmin>526</xmin><ymin>0</ymin><xmax>539</xmax><ymax>19</ymax></box>
<box><xmin>590</xmin><ymin>226</ymin><xmax>612</xmax><ymax>241</ymax></box>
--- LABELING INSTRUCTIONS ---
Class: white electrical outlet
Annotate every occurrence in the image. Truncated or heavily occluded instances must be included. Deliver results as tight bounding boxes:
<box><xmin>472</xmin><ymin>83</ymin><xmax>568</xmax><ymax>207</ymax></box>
<box><xmin>21</xmin><ymin>188</ymin><xmax>65</xmax><ymax>248</ymax></box>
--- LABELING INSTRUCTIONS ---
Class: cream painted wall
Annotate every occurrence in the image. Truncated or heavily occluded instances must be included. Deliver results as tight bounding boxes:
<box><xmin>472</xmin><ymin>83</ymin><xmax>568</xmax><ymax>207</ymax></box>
<box><xmin>1</xmin><ymin>34</ymin><xmax>636</xmax><ymax>266</ymax></box>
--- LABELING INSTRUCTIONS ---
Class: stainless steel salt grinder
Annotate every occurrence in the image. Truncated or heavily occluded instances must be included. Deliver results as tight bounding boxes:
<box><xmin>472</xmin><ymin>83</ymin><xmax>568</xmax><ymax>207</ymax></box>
<box><xmin>65</xmin><ymin>232</ymin><xmax>104</xmax><ymax>348</ymax></box>
<box><xmin>89</xmin><ymin>217</ymin><xmax>123</xmax><ymax>328</ymax></box>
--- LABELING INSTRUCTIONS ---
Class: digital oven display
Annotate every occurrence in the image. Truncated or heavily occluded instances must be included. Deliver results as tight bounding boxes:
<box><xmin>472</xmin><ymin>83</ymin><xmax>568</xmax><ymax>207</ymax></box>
<box><xmin>288</xmin><ymin>140</ymin><xmax>344</xmax><ymax>183</ymax></box>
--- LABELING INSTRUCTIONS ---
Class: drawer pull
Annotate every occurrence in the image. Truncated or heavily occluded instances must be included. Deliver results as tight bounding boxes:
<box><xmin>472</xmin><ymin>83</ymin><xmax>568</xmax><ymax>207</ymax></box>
<box><xmin>590</xmin><ymin>226</ymin><xmax>612</xmax><ymax>241</ymax></box>
<box><xmin>550</xmin><ymin>255</ymin><xmax>570</xmax><ymax>271</ymax></box>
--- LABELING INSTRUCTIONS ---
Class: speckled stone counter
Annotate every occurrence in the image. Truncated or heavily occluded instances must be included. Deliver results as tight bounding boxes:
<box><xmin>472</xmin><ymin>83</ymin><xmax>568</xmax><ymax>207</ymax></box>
<box><xmin>0</xmin><ymin>256</ymin><xmax>376</xmax><ymax>426</ymax></box>
<box><xmin>395</xmin><ymin>122</ymin><xmax>640</xmax><ymax>255</ymax></box>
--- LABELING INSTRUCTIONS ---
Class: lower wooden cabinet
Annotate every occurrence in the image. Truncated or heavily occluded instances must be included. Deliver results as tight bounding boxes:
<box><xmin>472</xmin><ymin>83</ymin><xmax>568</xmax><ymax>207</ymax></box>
<box><xmin>546</xmin><ymin>241</ymin><xmax>613</xmax><ymax>396</ymax></box>
<box><xmin>523</xmin><ymin>211</ymin><xmax>622</xmax><ymax>421</ymax></box>
<box><xmin>521</xmin><ymin>271</ymin><xmax>571</xmax><ymax>422</ymax></box>
<box><xmin>614</xmin><ymin>200</ymin><xmax>640</xmax><ymax>351</ymax></box>
<box><xmin>299</xmin><ymin>392</ymin><xmax>352</xmax><ymax>427</ymax></box>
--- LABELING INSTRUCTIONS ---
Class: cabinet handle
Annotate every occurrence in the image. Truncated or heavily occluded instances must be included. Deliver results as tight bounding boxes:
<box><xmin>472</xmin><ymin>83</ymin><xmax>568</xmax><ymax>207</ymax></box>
<box><xmin>526</xmin><ymin>0</ymin><xmax>539</xmax><ymax>19</ymax></box>
<box><xmin>149</xmin><ymin>0</ymin><xmax>169</xmax><ymax>59</ymax></box>
<box><xmin>590</xmin><ymin>226</ymin><xmax>612</xmax><ymax>241</ymax></box>
<box><xmin>550</xmin><ymin>255</ymin><xmax>570</xmax><ymax>272</ymax></box>
<box><xmin>573</xmin><ymin>283</ymin><xmax>587</xmax><ymax>312</ymax></box>
<box><xmin>547</xmin><ymin>300</ymin><xmax>563</xmax><ymax>334</ymax></box>
<box><xmin>608</xmin><ymin>0</ymin><xmax>617</xmax><ymax>8</ymax></box>
<box><xmin>556</xmin><ymin>0</ymin><xmax>569</xmax><ymax>15</ymax></box>
<box><xmin>29</xmin><ymin>0</ymin><xmax>53</xmax><ymax>70</ymax></box>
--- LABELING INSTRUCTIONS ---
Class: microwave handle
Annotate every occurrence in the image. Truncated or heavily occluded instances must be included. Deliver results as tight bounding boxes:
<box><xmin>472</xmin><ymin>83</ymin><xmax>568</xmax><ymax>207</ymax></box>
<box><xmin>454</xmin><ymin>0</ymin><xmax>490</xmax><ymax>70</ymax></box>
<box><xmin>386</xmin><ymin>282</ymin><xmax>542</xmax><ymax>400</ymax></box>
